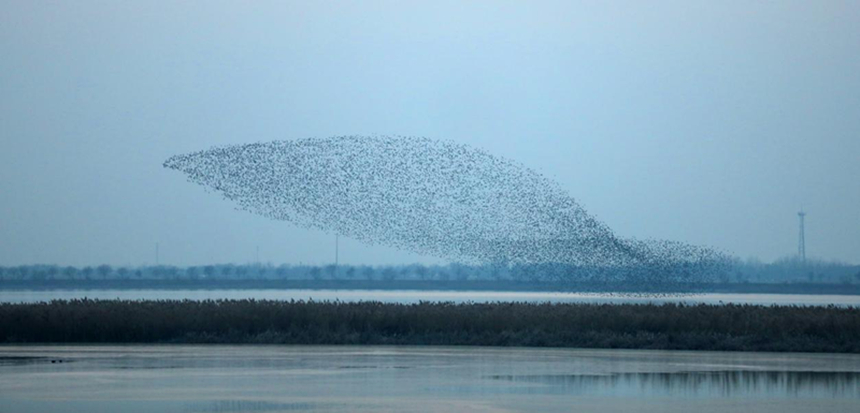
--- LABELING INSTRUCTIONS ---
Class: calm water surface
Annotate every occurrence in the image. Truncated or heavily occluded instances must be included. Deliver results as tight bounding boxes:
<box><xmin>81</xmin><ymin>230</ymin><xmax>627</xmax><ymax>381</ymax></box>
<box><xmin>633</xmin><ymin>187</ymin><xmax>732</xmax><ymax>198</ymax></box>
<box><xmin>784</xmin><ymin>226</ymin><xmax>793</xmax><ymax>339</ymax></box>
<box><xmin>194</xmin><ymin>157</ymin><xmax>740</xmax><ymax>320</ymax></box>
<box><xmin>0</xmin><ymin>345</ymin><xmax>858</xmax><ymax>413</ymax></box>
<box><xmin>1</xmin><ymin>289</ymin><xmax>859</xmax><ymax>306</ymax></box>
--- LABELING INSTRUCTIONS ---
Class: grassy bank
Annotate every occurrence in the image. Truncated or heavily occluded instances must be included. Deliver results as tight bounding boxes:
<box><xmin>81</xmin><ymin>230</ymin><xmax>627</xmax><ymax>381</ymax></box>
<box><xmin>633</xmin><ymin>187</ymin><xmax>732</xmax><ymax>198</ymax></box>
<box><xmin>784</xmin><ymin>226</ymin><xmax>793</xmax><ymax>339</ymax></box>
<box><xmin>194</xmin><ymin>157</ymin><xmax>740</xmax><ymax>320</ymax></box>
<box><xmin>2</xmin><ymin>300</ymin><xmax>859</xmax><ymax>353</ymax></box>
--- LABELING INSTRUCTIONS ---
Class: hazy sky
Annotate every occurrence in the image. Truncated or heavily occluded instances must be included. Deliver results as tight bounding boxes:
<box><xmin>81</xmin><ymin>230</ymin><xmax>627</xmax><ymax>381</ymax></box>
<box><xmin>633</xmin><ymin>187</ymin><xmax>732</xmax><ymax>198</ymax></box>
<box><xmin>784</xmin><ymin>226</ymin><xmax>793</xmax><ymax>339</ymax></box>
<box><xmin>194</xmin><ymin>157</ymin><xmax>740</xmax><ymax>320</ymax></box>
<box><xmin>1</xmin><ymin>1</ymin><xmax>858</xmax><ymax>266</ymax></box>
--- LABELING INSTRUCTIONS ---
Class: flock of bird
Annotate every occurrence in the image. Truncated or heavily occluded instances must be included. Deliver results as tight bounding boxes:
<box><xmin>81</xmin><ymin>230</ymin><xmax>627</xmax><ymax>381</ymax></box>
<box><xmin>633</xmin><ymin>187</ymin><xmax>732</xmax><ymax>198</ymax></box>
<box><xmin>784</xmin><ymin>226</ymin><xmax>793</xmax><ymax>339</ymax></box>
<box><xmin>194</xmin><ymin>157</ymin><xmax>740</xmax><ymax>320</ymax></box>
<box><xmin>165</xmin><ymin>135</ymin><xmax>730</xmax><ymax>284</ymax></box>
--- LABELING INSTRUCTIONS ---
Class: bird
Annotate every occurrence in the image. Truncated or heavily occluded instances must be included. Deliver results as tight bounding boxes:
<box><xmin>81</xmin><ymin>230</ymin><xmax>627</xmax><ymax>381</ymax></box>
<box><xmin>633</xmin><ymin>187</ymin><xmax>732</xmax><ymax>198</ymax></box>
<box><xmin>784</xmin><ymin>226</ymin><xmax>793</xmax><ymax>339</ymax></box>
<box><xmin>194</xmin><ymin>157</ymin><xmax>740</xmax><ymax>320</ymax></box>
<box><xmin>164</xmin><ymin>135</ymin><xmax>730</xmax><ymax>288</ymax></box>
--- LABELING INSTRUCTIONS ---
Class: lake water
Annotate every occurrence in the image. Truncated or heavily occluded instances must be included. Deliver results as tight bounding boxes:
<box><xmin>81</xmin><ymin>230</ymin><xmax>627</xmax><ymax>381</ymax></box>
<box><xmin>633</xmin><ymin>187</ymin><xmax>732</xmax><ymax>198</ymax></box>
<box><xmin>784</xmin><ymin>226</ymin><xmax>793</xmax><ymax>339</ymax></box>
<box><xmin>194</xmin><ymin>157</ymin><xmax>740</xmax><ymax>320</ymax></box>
<box><xmin>0</xmin><ymin>345</ymin><xmax>858</xmax><ymax>412</ymax></box>
<box><xmin>1</xmin><ymin>289</ymin><xmax>859</xmax><ymax>306</ymax></box>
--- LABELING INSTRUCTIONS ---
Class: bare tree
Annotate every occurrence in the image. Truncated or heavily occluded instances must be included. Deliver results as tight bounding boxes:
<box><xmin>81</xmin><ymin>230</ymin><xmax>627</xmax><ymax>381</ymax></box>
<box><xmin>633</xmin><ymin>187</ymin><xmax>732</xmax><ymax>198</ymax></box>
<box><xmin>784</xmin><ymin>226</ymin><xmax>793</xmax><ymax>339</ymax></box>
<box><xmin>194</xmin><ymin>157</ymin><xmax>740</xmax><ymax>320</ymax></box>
<box><xmin>452</xmin><ymin>263</ymin><xmax>469</xmax><ymax>281</ymax></box>
<box><xmin>45</xmin><ymin>266</ymin><xmax>59</xmax><ymax>281</ymax></box>
<box><xmin>96</xmin><ymin>265</ymin><xmax>112</xmax><ymax>280</ymax></box>
<box><xmin>62</xmin><ymin>266</ymin><xmax>78</xmax><ymax>280</ymax></box>
<box><xmin>164</xmin><ymin>266</ymin><xmax>179</xmax><ymax>280</ymax></box>
<box><xmin>381</xmin><ymin>267</ymin><xmax>396</xmax><ymax>281</ymax></box>
<box><xmin>324</xmin><ymin>264</ymin><xmax>338</xmax><ymax>280</ymax></box>
<box><xmin>362</xmin><ymin>266</ymin><xmax>375</xmax><ymax>281</ymax></box>
<box><xmin>415</xmin><ymin>266</ymin><xmax>429</xmax><ymax>281</ymax></box>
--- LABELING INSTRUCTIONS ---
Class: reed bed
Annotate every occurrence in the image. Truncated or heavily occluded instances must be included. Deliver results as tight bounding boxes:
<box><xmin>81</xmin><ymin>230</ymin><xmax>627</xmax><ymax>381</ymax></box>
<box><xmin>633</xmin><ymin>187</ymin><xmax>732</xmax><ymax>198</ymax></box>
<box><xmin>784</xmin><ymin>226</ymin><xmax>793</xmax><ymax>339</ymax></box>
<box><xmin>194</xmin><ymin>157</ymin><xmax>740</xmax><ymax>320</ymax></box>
<box><xmin>1</xmin><ymin>300</ymin><xmax>858</xmax><ymax>353</ymax></box>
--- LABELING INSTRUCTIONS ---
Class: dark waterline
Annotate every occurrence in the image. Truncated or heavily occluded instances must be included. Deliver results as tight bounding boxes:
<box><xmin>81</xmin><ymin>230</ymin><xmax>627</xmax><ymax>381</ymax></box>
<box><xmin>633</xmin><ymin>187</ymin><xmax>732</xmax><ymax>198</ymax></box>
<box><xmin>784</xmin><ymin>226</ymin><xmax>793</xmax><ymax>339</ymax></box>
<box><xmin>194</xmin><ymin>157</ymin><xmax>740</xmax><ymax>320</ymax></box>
<box><xmin>2</xmin><ymin>289</ymin><xmax>860</xmax><ymax>306</ymax></box>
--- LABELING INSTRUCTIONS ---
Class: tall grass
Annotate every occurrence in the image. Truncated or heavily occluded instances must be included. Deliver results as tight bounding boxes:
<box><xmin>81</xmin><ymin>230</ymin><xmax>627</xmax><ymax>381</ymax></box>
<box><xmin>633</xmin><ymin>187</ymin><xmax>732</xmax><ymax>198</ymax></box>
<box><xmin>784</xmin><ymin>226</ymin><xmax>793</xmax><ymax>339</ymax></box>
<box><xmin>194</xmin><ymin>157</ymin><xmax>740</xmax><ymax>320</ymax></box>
<box><xmin>1</xmin><ymin>300</ymin><xmax>858</xmax><ymax>353</ymax></box>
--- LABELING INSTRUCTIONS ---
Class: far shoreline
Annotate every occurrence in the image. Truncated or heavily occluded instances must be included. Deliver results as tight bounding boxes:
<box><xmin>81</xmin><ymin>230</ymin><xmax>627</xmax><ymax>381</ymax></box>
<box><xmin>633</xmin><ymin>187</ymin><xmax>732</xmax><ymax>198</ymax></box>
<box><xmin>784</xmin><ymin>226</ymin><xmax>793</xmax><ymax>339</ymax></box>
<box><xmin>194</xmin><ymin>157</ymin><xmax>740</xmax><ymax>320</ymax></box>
<box><xmin>1</xmin><ymin>279</ymin><xmax>859</xmax><ymax>295</ymax></box>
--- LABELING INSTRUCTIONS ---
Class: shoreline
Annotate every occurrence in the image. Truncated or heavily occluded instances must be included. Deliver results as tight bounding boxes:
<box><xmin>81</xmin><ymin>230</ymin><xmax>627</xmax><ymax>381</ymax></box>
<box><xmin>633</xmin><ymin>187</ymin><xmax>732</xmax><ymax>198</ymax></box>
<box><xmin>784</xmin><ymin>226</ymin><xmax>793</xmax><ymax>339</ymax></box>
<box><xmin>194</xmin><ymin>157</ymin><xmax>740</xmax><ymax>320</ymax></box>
<box><xmin>2</xmin><ymin>280</ymin><xmax>859</xmax><ymax>295</ymax></box>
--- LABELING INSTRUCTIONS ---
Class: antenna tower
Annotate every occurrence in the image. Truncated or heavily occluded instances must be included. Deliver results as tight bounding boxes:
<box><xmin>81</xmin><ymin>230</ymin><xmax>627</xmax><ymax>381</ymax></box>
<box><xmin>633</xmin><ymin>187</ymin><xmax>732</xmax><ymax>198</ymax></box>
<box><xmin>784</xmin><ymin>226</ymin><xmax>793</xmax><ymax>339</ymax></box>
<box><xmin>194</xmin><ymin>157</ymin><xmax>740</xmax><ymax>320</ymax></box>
<box><xmin>797</xmin><ymin>210</ymin><xmax>806</xmax><ymax>262</ymax></box>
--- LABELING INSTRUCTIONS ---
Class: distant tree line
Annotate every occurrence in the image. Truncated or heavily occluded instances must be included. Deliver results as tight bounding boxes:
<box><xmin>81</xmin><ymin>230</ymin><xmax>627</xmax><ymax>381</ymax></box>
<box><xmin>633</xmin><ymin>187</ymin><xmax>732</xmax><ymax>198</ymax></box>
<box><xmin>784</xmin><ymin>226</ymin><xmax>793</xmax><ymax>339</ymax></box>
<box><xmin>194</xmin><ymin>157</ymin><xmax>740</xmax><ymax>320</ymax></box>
<box><xmin>0</xmin><ymin>263</ymin><xmax>501</xmax><ymax>282</ymax></box>
<box><xmin>729</xmin><ymin>256</ymin><xmax>860</xmax><ymax>284</ymax></box>
<box><xmin>0</xmin><ymin>258</ymin><xmax>858</xmax><ymax>285</ymax></box>
<box><xmin>2</xmin><ymin>299</ymin><xmax>859</xmax><ymax>353</ymax></box>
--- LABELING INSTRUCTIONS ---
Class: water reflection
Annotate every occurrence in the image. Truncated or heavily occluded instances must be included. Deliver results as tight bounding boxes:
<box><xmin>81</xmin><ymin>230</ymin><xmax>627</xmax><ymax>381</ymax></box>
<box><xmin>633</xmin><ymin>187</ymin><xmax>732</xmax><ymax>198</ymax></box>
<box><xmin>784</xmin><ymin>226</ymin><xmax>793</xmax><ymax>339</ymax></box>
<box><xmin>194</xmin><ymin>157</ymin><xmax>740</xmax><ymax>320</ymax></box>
<box><xmin>184</xmin><ymin>400</ymin><xmax>335</xmax><ymax>412</ymax></box>
<box><xmin>490</xmin><ymin>370</ymin><xmax>860</xmax><ymax>398</ymax></box>
<box><xmin>0</xmin><ymin>356</ymin><xmax>45</xmax><ymax>366</ymax></box>
<box><xmin>3</xmin><ymin>346</ymin><xmax>860</xmax><ymax>413</ymax></box>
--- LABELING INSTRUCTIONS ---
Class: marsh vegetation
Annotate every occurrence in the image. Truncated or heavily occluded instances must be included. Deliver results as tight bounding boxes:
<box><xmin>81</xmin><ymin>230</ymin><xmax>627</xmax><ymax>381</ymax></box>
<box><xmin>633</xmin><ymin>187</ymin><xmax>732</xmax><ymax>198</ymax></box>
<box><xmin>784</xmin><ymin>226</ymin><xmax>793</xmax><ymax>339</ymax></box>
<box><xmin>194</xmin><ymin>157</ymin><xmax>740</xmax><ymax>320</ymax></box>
<box><xmin>2</xmin><ymin>300</ymin><xmax>858</xmax><ymax>352</ymax></box>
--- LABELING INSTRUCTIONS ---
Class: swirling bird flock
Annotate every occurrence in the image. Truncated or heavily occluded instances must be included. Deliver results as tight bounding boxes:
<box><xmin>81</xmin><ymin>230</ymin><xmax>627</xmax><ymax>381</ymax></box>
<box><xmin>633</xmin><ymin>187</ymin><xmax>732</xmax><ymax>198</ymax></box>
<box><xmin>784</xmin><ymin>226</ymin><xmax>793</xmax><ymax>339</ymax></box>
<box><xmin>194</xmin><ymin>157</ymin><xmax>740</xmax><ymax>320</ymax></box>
<box><xmin>165</xmin><ymin>136</ymin><xmax>730</xmax><ymax>285</ymax></box>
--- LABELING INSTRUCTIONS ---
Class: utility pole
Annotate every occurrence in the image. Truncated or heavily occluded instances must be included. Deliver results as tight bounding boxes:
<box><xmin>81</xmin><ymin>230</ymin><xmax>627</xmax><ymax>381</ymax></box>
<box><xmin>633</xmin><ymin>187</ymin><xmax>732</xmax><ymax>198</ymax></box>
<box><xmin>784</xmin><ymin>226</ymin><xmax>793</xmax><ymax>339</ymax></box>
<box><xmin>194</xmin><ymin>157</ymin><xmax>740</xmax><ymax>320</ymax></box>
<box><xmin>798</xmin><ymin>210</ymin><xmax>806</xmax><ymax>263</ymax></box>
